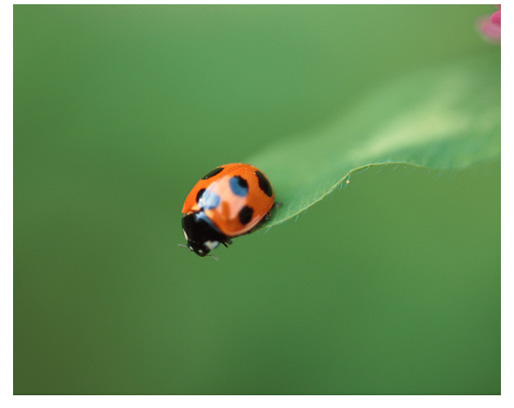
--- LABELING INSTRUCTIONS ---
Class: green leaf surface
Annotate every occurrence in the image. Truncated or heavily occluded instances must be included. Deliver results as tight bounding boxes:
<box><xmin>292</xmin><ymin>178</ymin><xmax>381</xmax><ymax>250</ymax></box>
<box><xmin>249</xmin><ymin>54</ymin><xmax>500</xmax><ymax>229</ymax></box>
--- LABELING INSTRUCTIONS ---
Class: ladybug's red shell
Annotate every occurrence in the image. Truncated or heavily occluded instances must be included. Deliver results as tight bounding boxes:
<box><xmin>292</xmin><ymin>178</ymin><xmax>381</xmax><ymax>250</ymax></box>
<box><xmin>182</xmin><ymin>163</ymin><xmax>275</xmax><ymax>237</ymax></box>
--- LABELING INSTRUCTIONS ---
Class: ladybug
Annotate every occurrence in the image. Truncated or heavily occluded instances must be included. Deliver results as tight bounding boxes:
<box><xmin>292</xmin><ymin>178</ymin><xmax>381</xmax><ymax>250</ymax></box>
<box><xmin>181</xmin><ymin>163</ymin><xmax>275</xmax><ymax>257</ymax></box>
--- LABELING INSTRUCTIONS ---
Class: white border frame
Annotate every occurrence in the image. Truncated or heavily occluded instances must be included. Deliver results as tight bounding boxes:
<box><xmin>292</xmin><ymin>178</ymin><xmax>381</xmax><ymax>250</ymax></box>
<box><xmin>5</xmin><ymin>1</ymin><xmax>510</xmax><ymax>407</ymax></box>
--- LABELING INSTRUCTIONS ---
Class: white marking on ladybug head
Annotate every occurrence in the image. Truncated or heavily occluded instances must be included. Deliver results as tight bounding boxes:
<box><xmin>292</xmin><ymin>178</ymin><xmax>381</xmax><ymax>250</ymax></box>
<box><xmin>204</xmin><ymin>240</ymin><xmax>220</xmax><ymax>251</ymax></box>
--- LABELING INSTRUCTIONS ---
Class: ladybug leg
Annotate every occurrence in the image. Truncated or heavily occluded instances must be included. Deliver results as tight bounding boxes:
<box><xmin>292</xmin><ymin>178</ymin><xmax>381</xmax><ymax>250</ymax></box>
<box><xmin>253</xmin><ymin>201</ymin><xmax>282</xmax><ymax>230</ymax></box>
<box><xmin>244</xmin><ymin>201</ymin><xmax>282</xmax><ymax>236</ymax></box>
<box><xmin>263</xmin><ymin>201</ymin><xmax>282</xmax><ymax>221</ymax></box>
<box><xmin>222</xmin><ymin>238</ymin><xmax>233</xmax><ymax>247</ymax></box>
<box><xmin>251</xmin><ymin>210</ymin><xmax>273</xmax><ymax>232</ymax></box>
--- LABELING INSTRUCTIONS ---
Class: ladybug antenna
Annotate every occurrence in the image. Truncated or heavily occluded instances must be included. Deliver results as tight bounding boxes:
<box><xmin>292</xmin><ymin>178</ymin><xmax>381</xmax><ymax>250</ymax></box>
<box><xmin>177</xmin><ymin>243</ymin><xmax>192</xmax><ymax>252</ymax></box>
<box><xmin>206</xmin><ymin>254</ymin><xmax>219</xmax><ymax>261</ymax></box>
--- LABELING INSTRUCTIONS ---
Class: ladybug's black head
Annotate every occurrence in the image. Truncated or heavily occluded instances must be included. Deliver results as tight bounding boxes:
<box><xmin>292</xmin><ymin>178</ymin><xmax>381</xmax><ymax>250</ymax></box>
<box><xmin>181</xmin><ymin>212</ymin><xmax>226</xmax><ymax>257</ymax></box>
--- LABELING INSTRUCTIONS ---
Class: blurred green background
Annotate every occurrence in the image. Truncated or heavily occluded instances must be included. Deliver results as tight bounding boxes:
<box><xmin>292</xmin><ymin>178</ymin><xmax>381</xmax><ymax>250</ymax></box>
<box><xmin>14</xmin><ymin>5</ymin><xmax>500</xmax><ymax>394</ymax></box>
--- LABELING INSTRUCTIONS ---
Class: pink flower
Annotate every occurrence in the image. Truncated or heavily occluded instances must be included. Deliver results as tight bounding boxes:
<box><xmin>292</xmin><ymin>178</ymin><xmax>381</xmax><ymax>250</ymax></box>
<box><xmin>479</xmin><ymin>5</ymin><xmax>501</xmax><ymax>42</ymax></box>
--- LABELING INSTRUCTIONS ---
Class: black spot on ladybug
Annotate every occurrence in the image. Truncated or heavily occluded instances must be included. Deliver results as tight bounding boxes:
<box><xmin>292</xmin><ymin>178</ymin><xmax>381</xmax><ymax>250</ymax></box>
<box><xmin>229</xmin><ymin>176</ymin><xmax>249</xmax><ymax>197</ymax></box>
<box><xmin>196</xmin><ymin>188</ymin><xmax>206</xmax><ymax>204</ymax></box>
<box><xmin>238</xmin><ymin>205</ymin><xmax>254</xmax><ymax>225</ymax></box>
<box><xmin>197</xmin><ymin>189</ymin><xmax>221</xmax><ymax>210</ymax></box>
<box><xmin>196</xmin><ymin>188</ymin><xmax>205</xmax><ymax>204</ymax></box>
<box><xmin>255</xmin><ymin>171</ymin><xmax>273</xmax><ymax>197</ymax></box>
<box><xmin>202</xmin><ymin>167</ymin><xmax>224</xmax><ymax>180</ymax></box>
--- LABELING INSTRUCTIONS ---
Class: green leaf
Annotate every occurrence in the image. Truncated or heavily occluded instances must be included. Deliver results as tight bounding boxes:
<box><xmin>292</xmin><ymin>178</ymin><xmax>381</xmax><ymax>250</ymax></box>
<box><xmin>248</xmin><ymin>54</ymin><xmax>500</xmax><ymax>229</ymax></box>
